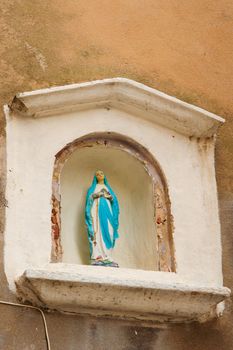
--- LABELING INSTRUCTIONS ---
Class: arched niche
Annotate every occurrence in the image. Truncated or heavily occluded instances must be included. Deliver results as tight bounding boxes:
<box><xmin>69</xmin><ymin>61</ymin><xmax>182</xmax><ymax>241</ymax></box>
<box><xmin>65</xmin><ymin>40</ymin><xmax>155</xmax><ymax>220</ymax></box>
<box><xmin>51</xmin><ymin>132</ymin><xmax>175</xmax><ymax>272</ymax></box>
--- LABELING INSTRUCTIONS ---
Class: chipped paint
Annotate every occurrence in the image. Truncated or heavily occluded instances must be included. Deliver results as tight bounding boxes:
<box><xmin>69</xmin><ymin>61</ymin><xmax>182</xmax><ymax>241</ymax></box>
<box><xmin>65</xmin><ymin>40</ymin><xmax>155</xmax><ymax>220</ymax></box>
<box><xmin>155</xmin><ymin>184</ymin><xmax>175</xmax><ymax>272</ymax></box>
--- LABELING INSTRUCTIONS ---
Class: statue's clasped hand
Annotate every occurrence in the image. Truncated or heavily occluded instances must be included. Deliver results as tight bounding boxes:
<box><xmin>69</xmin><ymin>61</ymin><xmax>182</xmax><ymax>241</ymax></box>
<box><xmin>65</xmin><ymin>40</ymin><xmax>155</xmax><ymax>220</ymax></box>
<box><xmin>102</xmin><ymin>189</ymin><xmax>113</xmax><ymax>200</ymax></box>
<box><xmin>104</xmin><ymin>193</ymin><xmax>112</xmax><ymax>200</ymax></box>
<box><xmin>92</xmin><ymin>189</ymin><xmax>112</xmax><ymax>200</ymax></box>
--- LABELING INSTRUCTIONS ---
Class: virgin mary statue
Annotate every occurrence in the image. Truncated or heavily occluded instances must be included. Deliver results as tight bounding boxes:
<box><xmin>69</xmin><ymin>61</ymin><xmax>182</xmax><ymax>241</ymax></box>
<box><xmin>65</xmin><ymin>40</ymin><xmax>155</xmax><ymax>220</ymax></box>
<box><xmin>85</xmin><ymin>170</ymin><xmax>119</xmax><ymax>267</ymax></box>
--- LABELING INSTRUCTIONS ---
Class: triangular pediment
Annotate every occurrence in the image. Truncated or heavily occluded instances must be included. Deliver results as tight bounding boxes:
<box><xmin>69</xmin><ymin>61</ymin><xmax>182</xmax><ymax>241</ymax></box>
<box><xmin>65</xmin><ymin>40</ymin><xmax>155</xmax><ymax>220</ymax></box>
<box><xmin>9</xmin><ymin>78</ymin><xmax>224</xmax><ymax>137</ymax></box>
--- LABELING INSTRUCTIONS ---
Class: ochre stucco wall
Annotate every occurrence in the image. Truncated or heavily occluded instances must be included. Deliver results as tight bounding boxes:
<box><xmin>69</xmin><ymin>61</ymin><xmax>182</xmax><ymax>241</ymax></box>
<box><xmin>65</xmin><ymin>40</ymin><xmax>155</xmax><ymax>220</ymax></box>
<box><xmin>0</xmin><ymin>1</ymin><xmax>233</xmax><ymax>349</ymax></box>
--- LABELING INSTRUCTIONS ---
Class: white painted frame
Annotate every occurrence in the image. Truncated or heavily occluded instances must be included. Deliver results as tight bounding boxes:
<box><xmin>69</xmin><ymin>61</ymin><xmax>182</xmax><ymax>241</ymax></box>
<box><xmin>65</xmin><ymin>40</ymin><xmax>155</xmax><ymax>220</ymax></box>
<box><xmin>4</xmin><ymin>78</ymin><xmax>230</xmax><ymax>323</ymax></box>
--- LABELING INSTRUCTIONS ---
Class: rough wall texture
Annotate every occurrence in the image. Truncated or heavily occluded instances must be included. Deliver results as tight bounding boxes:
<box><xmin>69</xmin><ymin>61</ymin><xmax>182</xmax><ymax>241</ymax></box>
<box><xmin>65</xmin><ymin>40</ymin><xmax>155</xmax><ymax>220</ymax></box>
<box><xmin>0</xmin><ymin>0</ymin><xmax>233</xmax><ymax>349</ymax></box>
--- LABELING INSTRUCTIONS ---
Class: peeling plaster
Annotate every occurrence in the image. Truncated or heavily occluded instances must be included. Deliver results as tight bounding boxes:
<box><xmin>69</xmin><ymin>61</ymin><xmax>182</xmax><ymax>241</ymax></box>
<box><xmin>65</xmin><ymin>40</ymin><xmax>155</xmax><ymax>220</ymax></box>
<box><xmin>25</xmin><ymin>42</ymin><xmax>48</xmax><ymax>72</ymax></box>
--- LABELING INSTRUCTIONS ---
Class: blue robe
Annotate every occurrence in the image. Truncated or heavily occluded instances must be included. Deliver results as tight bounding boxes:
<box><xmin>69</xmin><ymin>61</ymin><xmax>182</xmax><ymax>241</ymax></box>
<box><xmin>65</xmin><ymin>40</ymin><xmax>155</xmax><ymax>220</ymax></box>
<box><xmin>85</xmin><ymin>176</ymin><xmax>119</xmax><ymax>257</ymax></box>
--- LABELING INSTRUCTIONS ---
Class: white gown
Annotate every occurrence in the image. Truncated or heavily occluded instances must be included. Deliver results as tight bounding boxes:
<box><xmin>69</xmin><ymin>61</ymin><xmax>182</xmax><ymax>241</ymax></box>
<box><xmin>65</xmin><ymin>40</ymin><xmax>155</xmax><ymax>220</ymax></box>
<box><xmin>91</xmin><ymin>184</ymin><xmax>114</xmax><ymax>262</ymax></box>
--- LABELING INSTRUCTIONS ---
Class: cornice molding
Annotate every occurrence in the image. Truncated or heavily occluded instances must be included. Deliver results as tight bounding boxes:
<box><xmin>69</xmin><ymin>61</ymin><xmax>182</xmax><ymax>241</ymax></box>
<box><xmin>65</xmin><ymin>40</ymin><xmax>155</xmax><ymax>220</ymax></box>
<box><xmin>8</xmin><ymin>78</ymin><xmax>224</xmax><ymax>137</ymax></box>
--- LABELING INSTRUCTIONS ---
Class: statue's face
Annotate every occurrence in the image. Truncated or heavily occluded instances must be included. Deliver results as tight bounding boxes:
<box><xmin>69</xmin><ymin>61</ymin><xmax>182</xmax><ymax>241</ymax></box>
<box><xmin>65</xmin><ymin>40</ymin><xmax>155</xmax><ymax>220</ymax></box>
<box><xmin>96</xmin><ymin>170</ymin><xmax>105</xmax><ymax>182</ymax></box>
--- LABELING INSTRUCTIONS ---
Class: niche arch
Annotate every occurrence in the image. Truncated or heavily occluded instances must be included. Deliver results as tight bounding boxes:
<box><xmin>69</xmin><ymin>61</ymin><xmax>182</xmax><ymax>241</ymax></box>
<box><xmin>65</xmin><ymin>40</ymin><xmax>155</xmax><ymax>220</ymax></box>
<box><xmin>51</xmin><ymin>132</ymin><xmax>175</xmax><ymax>272</ymax></box>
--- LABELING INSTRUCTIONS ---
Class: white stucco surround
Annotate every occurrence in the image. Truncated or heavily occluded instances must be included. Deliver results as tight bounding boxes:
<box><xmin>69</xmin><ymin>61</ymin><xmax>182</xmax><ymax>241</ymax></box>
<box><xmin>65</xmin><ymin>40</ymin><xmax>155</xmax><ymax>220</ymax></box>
<box><xmin>4</xmin><ymin>78</ymin><xmax>230</xmax><ymax>323</ymax></box>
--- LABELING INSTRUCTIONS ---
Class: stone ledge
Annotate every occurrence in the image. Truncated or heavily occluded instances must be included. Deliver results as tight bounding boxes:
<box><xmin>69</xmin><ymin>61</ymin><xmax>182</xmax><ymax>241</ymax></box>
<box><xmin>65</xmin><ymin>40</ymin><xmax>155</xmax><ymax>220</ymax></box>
<box><xmin>16</xmin><ymin>264</ymin><xmax>230</xmax><ymax>324</ymax></box>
